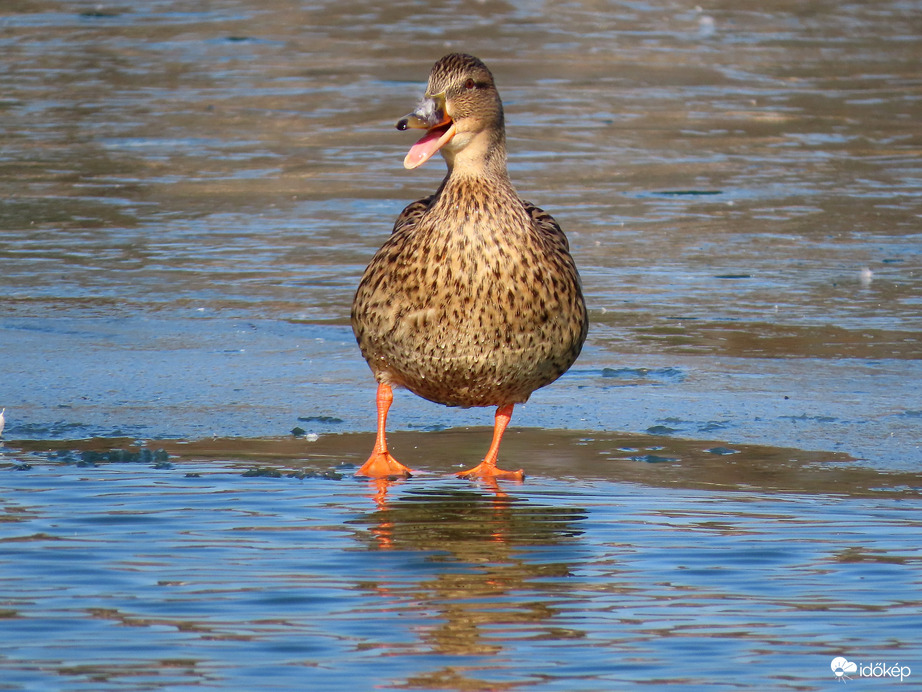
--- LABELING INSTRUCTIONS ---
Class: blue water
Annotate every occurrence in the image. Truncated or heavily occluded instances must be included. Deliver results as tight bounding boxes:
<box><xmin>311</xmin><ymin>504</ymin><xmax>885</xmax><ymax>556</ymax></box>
<box><xmin>2</xmin><ymin>452</ymin><xmax>920</xmax><ymax>690</ymax></box>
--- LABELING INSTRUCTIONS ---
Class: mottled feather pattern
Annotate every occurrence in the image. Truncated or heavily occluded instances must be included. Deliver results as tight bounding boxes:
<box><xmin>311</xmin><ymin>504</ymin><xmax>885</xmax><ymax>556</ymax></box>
<box><xmin>353</xmin><ymin>176</ymin><xmax>587</xmax><ymax>408</ymax></box>
<box><xmin>391</xmin><ymin>196</ymin><xmax>433</xmax><ymax>235</ymax></box>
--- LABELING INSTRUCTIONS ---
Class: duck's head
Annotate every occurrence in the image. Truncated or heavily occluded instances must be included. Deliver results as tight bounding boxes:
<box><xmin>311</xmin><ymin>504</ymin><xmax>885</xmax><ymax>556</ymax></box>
<box><xmin>397</xmin><ymin>53</ymin><xmax>505</xmax><ymax>171</ymax></box>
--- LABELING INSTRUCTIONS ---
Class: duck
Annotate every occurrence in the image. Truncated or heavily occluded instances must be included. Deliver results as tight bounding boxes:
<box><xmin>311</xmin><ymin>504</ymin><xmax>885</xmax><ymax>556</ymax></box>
<box><xmin>351</xmin><ymin>53</ymin><xmax>588</xmax><ymax>480</ymax></box>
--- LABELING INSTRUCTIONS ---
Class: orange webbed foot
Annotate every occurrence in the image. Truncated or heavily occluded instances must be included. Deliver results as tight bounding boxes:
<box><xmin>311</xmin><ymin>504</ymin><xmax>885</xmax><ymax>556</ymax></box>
<box><xmin>455</xmin><ymin>404</ymin><xmax>523</xmax><ymax>482</ymax></box>
<box><xmin>357</xmin><ymin>383</ymin><xmax>414</xmax><ymax>479</ymax></box>
<box><xmin>356</xmin><ymin>451</ymin><xmax>414</xmax><ymax>479</ymax></box>
<box><xmin>456</xmin><ymin>461</ymin><xmax>524</xmax><ymax>482</ymax></box>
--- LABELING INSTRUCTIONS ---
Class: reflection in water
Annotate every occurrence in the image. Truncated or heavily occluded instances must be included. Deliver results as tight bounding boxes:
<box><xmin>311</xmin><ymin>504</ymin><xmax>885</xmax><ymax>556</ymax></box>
<box><xmin>0</xmin><ymin>446</ymin><xmax>920</xmax><ymax>689</ymax></box>
<box><xmin>350</xmin><ymin>482</ymin><xmax>587</xmax><ymax>681</ymax></box>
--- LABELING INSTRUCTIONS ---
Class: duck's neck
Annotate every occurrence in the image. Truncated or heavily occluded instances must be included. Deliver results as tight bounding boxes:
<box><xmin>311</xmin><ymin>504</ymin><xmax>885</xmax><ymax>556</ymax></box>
<box><xmin>440</xmin><ymin>127</ymin><xmax>511</xmax><ymax>184</ymax></box>
<box><xmin>430</xmin><ymin>128</ymin><xmax>529</xmax><ymax>234</ymax></box>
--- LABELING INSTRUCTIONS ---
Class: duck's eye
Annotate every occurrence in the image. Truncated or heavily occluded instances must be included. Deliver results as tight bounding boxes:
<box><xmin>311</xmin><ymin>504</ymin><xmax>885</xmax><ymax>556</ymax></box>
<box><xmin>464</xmin><ymin>78</ymin><xmax>476</xmax><ymax>90</ymax></box>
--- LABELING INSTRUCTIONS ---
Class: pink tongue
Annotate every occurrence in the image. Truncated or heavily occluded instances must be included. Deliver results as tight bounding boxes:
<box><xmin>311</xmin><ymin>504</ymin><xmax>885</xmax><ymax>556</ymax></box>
<box><xmin>405</xmin><ymin>127</ymin><xmax>448</xmax><ymax>168</ymax></box>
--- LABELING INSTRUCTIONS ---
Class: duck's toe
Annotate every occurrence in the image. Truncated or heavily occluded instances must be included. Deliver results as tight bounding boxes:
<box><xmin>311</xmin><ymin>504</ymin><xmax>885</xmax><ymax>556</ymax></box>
<box><xmin>456</xmin><ymin>461</ymin><xmax>524</xmax><ymax>482</ymax></box>
<box><xmin>356</xmin><ymin>451</ymin><xmax>414</xmax><ymax>479</ymax></box>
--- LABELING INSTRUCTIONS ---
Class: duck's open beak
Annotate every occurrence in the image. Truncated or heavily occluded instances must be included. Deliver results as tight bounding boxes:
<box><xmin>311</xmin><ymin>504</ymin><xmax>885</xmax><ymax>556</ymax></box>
<box><xmin>396</xmin><ymin>92</ymin><xmax>455</xmax><ymax>170</ymax></box>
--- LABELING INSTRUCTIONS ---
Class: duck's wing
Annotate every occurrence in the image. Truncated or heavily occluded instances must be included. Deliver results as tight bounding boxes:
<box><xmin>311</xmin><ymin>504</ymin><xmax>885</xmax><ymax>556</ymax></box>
<box><xmin>392</xmin><ymin>195</ymin><xmax>436</xmax><ymax>234</ymax></box>
<box><xmin>522</xmin><ymin>200</ymin><xmax>571</xmax><ymax>252</ymax></box>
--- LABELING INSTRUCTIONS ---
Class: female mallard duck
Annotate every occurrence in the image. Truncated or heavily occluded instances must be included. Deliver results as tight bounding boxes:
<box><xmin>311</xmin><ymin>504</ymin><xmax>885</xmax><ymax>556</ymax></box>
<box><xmin>351</xmin><ymin>53</ymin><xmax>588</xmax><ymax>480</ymax></box>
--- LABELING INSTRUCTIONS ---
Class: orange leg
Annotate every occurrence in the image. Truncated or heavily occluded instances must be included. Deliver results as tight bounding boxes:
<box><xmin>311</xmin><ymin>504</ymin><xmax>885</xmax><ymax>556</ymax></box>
<box><xmin>355</xmin><ymin>383</ymin><xmax>414</xmax><ymax>478</ymax></box>
<box><xmin>457</xmin><ymin>404</ymin><xmax>524</xmax><ymax>481</ymax></box>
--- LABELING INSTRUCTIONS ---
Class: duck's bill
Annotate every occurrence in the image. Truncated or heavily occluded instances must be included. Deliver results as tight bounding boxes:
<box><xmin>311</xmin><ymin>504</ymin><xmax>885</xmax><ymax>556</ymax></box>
<box><xmin>403</xmin><ymin>122</ymin><xmax>455</xmax><ymax>169</ymax></box>
<box><xmin>396</xmin><ymin>94</ymin><xmax>455</xmax><ymax>169</ymax></box>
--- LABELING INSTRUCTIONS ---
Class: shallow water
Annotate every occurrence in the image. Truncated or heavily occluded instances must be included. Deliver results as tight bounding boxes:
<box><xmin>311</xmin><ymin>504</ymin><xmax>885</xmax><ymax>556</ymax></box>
<box><xmin>1</xmin><ymin>0</ymin><xmax>920</xmax><ymax>689</ymax></box>
<box><xmin>2</xmin><ymin>436</ymin><xmax>921</xmax><ymax>690</ymax></box>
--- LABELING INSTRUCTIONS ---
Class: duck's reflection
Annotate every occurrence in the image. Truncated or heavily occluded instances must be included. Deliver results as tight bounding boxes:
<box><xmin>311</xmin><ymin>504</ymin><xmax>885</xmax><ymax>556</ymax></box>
<box><xmin>351</xmin><ymin>479</ymin><xmax>588</xmax><ymax>684</ymax></box>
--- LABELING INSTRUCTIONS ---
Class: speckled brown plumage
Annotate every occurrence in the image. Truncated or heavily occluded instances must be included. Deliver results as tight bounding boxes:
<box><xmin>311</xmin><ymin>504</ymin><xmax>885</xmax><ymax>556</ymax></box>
<box><xmin>351</xmin><ymin>53</ymin><xmax>588</xmax><ymax>480</ymax></box>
